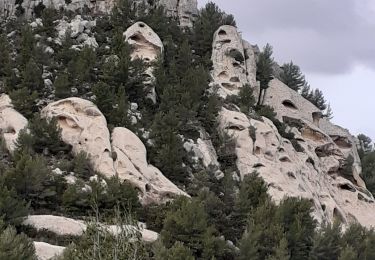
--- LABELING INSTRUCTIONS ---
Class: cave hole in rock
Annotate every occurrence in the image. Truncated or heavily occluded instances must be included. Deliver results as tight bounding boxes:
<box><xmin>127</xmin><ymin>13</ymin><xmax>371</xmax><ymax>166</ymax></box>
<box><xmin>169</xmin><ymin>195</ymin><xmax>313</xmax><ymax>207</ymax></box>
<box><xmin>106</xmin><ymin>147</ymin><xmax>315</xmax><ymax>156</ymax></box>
<box><xmin>321</xmin><ymin>204</ymin><xmax>326</xmax><ymax>211</ymax></box>
<box><xmin>218</xmin><ymin>71</ymin><xmax>229</xmax><ymax>80</ymax></box>
<box><xmin>5</xmin><ymin>127</ymin><xmax>16</xmax><ymax>134</ymax></box>
<box><xmin>227</xmin><ymin>125</ymin><xmax>244</xmax><ymax>131</ymax></box>
<box><xmin>333</xmin><ymin>208</ymin><xmax>345</xmax><ymax>223</ymax></box>
<box><xmin>220</xmin><ymin>39</ymin><xmax>232</xmax><ymax>44</ymax></box>
<box><xmin>338</xmin><ymin>183</ymin><xmax>356</xmax><ymax>192</ymax></box>
<box><xmin>218</xmin><ymin>29</ymin><xmax>227</xmax><ymax>36</ymax></box>
<box><xmin>253</xmin><ymin>163</ymin><xmax>265</xmax><ymax>168</ymax></box>
<box><xmin>232</xmin><ymin>62</ymin><xmax>241</xmax><ymax>68</ymax></box>
<box><xmin>228</xmin><ymin>49</ymin><xmax>245</xmax><ymax>63</ymax></box>
<box><xmin>255</xmin><ymin>147</ymin><xmax>261</xmax><ymax>155</ymax></box>
<box><xmin>130</xmin><ymin>34</ymin><xmax>142</xmax><ymax>42</ymax></box>
<box><xmin>138</xmin><ymin>23</ymin><xmax>145</xmax><ymax>28</ymax></box>
<box><xmin>306</xmin><ymin>157</ymin><xmax>315</xmax><ymax>166</ymax></box>
<box><xmin>331</xmin><ymin>136</ymin><xmax>353</xmax><ymax>149</ymax></box>
<box><xmin>312</xmin><ymin>112</ymin><xmax>322</xmax><ymax>126</ymax></box>
<box><xmin>287</xmin><ymin>171</ymin><xmax>296</xmax><ymax>179</ymax></box>
<box><xmin>280</xmin><ymin>156</ymin><xmax>291</xmax><ymax>163</ymax></box>
<box><xmin>282</xmin><ymin>100</ymin><xmax>298</xmax><ymax>110</ymax></box>
<box><xmin>145</xmin><ymin>183</ymin><xmax>151</xmax><ymax>192</ymax></box>
<box><xmin>221</xmin><ymin>82</ymin><xmax>237</xmax><ymax>90</ymax></box>
<box><xmin>278</xmin><ymin>147</ymin><xmax>285</xmax><ymax>152</ymax></box>
<box><xmin>230</xmin><ymin>77</ymin><xmax>240</xmax><ymax>83</ymax></box>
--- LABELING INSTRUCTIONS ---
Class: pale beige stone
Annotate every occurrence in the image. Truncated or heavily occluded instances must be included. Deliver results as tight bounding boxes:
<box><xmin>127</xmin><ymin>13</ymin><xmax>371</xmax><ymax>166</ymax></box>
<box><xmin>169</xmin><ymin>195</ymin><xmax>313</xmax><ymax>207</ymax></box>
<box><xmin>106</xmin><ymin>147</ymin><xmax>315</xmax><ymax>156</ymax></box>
<box><xmin>41</xmin><ymin>98</ymin><xmax>116</xmax><ymax>177</ymax></box>
<box><xmin>112</xmin><ymin>127</ymin><xmax>188</xmax><ymax>204</ymax></box>
<box><xmin>0</xmin><ymin>94</ymin><xmax>28</xmax><ymax>151</ymax></box>
<box><xmin>34</xmin><ymin>242</ymin><xmax>65</xmax><ymax>260</ymax></box>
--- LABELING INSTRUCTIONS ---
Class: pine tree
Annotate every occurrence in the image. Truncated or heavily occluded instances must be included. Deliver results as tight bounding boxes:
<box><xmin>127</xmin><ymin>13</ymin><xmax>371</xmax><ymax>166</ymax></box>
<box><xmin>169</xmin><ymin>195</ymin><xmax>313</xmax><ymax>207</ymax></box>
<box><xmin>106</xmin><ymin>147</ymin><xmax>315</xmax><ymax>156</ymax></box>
<box><xmin>338</xmin><ymin>246</ymin><xmax>357</xmax><ymax>260</ymax></box>
<box><xmin>309</xmin><ymin>222</ymin><xmax>342</xmax><ymax>260</ymax></box>
<box><xmin>18</xmin><ymin>25</ymin><xmax>35</xmax><ymax>68</ymax></box>
<box><xmin>0</xmin><ymin>181</ymin><xmax>28</xmax><ymax>226</ymax></box>
<box><xmin>154</xmin><ymin>241</ymin><xmax>195</xmax><ymax>260</ymax></box>
<box><xmin>266</xmin><ymin>238</ymin><xmax>290</xmax><ymax>260</ymax></box>
<box><xmin>276</xmin><ymin>198</ymin><xmax>316</xmax><ymax>260</ymax></box>
<box><xmin>238</xmin><ymin>200</ymin><xmax>285</xmax><ymax>260</ymax></box>
<box><xmin>324</xmin><ymin>103</ymin><xmax>333</xmax><ymax>120</ymax></box>
<box><xmin>54</xmin><ymin>72</ymin><xmax>71</xmax><ymax>99</ymax></box>
<box><xmin>160</xmin><ymin>197</ymin><xmax>226</xmax><ymax>259</ymax></box>
<box><xmin>0</xmin><ymin>34</ymin><xmax>11</xmax><ymax>78</ymax></box>
<box><xmin>279</xmin><ymin>61</ymin><xmax>306</xmax><ymax>91</ymax></box>
<box><xmin>238</xmin><ymin>84</ymin><xmax>256</xmax><ymax>114</ymax></box>
<box><xmin>109</xmin><ymin>85</ymin><xmax>131</xmax><ymax>127</ymax></box>
<box><xmin>9</xmin><ymin>87</ymin><xmax>38</xmax><ymax>119</ymax></box>
<box><xmin>21</xmin><ymin>58</ymin><xmax>44</xmax><ymax>92</ymax></box>
<box><xmin>256</xmin><ymin>44</ymin><xmax>274</xmax><ymax>105</ymax></box>
<box><xmin>0</xmin><ymin>220</ymin><xmax>36</xmax><ymax>260</ymax></box>
<box><xmin>193</xmin><ymin>2</ymin><xmax>236</xmax><ymax>66</ymax></box>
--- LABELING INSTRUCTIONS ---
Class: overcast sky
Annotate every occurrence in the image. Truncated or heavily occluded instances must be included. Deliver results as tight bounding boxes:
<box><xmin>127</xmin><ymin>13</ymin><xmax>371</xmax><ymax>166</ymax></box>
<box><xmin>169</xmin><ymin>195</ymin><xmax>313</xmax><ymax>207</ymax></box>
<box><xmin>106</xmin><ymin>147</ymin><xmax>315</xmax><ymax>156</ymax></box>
<box><xmin>198</xmin><ymin>0</ymin><xmax>375</xmax><ymax>140</ymax></box>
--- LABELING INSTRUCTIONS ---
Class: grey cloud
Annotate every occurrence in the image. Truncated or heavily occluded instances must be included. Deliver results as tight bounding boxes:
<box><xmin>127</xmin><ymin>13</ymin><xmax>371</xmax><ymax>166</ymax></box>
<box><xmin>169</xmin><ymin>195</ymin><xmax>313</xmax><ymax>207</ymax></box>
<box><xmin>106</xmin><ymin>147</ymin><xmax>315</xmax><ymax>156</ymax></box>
<box><xmin>198</xmin><ymin>0</ymin><xmax>375</xmax><ymax>74</ymax></box>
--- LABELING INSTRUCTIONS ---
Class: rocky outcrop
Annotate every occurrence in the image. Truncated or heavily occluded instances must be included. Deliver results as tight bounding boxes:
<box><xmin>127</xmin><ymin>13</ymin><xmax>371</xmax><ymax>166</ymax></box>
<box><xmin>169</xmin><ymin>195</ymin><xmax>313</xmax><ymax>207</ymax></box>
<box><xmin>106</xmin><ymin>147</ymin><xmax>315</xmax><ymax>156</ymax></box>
<box><xmin>211</xmin><ymin>25</ymin><xmax>257</xmax><ymax>98</ymax></box>
<box><xmin>41</xmin><ymin>98</ymin><xmax>116</xmax><ymax>177</ymax></box>
<box><xmin>0</xmin><ymin>94</ymin><xmax>28</xmax><ymax>151</ymax></box>
<box><xmin>0</xmin><ymin>0</ymin><xmax>114</xmax><ymax>19</ymax></box>
<box><xmin>263</xmin><ymin>79</ymin><xmax>365</xmax><ymax>188</ymax></box>
<box><xmin>124</xmin><ymin>22</ymin><xmax>163</xmax><ymax>102</ymax></box>
<box><xmin>1</xmin><ymin>0</ymin><xmax>198</xmax><ymax>27</ymax></box>
<box><xmin>41</xmin><ymin>98</ymin><xmax>187</xmax><ymax>204</ymax></box>
<box><xmin>55</xmin><ymin>15</ymin><xmax>98</xmax><ymax>49</ymax></box>
<box><xmin>23</xmin><ymin>215</ymin><xmax>159</xmax><ymax>243</ymax></box>
<box><xmin>218</xmin><ymin>106</ymin><xmax>375</xmax><ymax>228</ymax></box>
<box><xmin>183</xmin><ymin>129</ymin><xmax>220</xmax><ymax>169</ymax></box>
<box><xmin>111</xmin><ymin>127</ymin><xmax>188</xmax><ymax>204</ymax></box>
<box><xmin>157</xmin><ymin>0</ymin><xmax>198</xmax><ymax>27</ymax></box>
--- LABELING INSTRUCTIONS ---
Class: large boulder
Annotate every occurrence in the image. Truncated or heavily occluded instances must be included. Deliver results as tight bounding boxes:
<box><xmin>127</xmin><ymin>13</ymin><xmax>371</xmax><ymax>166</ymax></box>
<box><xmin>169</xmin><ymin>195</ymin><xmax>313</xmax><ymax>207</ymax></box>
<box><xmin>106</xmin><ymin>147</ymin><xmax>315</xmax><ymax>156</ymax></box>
<box><xmin>218</xmin><ymin>107</ymin><xmax>375</xmax><ymax>228</ymax></box>
<box><xmin>41</xmin><ymin>98</ymin><xmax>116</xmax><ymax>177</ymax></box>
<box><xmin>111</xmin><ymin>127</ymin><xmax>188</xmax><ymax>204</ymax></box>
<box><xmin>0</xmin><ymin>94</ymin><xmax>28</xmax><ymax>151</ymax></box>
<box><xmin>23</xmin><ymin>215</ymin><xmax>159</xmax><ymax>243</ymax></box>
<box><xmin>34</xmin><ymin>242</ymin><xmax>65</xmax><ymax>260</ymax></box>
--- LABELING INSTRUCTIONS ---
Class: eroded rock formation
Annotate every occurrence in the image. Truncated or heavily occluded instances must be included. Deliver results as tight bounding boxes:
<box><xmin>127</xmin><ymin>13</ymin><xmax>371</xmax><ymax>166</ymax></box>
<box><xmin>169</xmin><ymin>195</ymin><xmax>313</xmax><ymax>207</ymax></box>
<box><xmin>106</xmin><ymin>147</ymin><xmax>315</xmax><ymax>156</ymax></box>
<box><xmin>112</xmin><ymin>127</ymin><xmax>188</xmax><ymax>204</ymax></box>
<box><xmin>211</xmin><ymin>25</ymin><xmax>257</xmax><ymax>98</ymax></box>
<box><xmin>41</xmin><ymin>98</ymin><xmax>116</xmax><ymax>177</ymax></box>
<box><xmin>218</xmin><ymin>107</ymin><xmax>375</xmax><ymax>227</ymax></box>
<box><xmin>0</xmin><ymin>94</ymin><xmax>28</xmax><ymax>151</ymax></box>
<box><xmin>41</xmin><ymin>98</ymin><xmax>186</xmax><ymax>204</ymax></box>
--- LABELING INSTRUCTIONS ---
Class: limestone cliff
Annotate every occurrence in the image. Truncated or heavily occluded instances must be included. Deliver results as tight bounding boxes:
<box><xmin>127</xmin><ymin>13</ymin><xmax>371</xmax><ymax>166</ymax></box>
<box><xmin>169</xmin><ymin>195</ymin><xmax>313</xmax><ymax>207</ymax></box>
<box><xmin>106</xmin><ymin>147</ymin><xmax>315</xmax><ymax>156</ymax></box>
<box><xmin>212</xmin><ymin>25</ymin><xmax>375</xmax><ymax>228</ymax></box>
<box><xmin>0</xmin><ymin>0</ymin><xmax>198</xmax><ymax>27</ymax></box>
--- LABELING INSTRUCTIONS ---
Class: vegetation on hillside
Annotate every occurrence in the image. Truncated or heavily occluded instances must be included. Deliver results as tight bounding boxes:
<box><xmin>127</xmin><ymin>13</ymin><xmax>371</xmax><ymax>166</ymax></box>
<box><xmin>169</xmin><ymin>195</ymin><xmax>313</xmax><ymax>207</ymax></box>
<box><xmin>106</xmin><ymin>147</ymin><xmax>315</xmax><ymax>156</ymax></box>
<box><xmin>0</xmin><ymin>0</ymin><xmax>374</xmax><ymax>259</ymax></box>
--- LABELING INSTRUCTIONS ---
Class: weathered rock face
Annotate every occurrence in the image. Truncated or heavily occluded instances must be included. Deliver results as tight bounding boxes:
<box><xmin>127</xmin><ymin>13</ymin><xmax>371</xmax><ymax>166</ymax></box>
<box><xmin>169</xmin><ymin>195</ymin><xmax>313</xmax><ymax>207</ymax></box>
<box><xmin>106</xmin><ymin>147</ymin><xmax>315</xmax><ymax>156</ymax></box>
<box><xmin>124</xmin><ymin>21</ymin><xmax>163</xmax><ymax>102</ymax></box>
<box><xmin>263</xmin><ymin>79</ymin><xmax>365</xmax><ymax>188</ymax></box>
<box><xmin>0</xmin><ymin>94</ymin><xmax>28</xmax><ymax>151</ymax></box>
<box><xmin>218</xmin><ymin>106</ymin><xmax>375</xmax><ymax>228</ymax></box>
<box><xmin>211</xmin><ymin>25</ymin><xmax>257</xmax><ymax>98</ymax></box>
<box><xmin>157</xmin><ymin>0</ymin><xmax>198</xmax><ymax>27</ymax></box>
<box><xmin>0</xmin><ymin>0</ymin><xmax>114</xmax><ymax>19</ymax></box>
<box><xmin>111</xmin><ymin>127</ymin><xmax>188</xmax><ymax>204</ymax></box>
<box><xmin>41</xmin><ymin>98</ymin><xmax>116</xmax><ymax>177</ymax></box>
